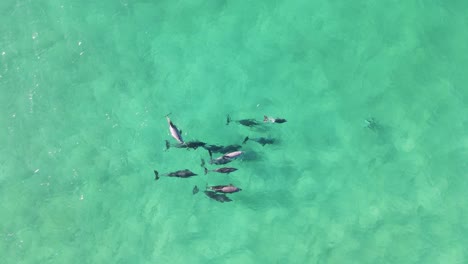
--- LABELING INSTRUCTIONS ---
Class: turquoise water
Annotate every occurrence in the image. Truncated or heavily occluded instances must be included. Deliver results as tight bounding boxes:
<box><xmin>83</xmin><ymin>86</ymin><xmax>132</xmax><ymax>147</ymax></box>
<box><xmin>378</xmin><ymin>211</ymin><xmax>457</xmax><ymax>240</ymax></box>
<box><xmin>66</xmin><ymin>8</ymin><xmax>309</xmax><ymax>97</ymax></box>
<box><xmin>2</xmin><ymin>0</ymin><xmax>468</xmax><ymax>263</ymax></box>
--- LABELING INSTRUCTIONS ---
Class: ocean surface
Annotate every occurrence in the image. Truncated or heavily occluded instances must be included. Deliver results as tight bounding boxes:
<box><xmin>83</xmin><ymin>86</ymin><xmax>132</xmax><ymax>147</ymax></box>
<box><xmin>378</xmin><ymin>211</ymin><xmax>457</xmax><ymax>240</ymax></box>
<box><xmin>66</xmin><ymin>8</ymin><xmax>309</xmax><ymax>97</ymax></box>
<box><xmin>1</xmin><ymin>0</ymin><xmax>468</xmax><ymax>263</ymax></box>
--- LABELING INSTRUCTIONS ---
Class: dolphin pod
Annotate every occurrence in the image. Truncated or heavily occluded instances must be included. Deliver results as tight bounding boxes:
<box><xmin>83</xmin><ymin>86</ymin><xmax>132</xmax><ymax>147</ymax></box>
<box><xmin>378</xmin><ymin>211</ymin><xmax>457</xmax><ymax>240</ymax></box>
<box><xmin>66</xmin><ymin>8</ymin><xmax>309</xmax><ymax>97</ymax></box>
<box><xmin>157</xmin><ymin>113</ymin><xmax>287</xmax><ymax>202</ymax></box>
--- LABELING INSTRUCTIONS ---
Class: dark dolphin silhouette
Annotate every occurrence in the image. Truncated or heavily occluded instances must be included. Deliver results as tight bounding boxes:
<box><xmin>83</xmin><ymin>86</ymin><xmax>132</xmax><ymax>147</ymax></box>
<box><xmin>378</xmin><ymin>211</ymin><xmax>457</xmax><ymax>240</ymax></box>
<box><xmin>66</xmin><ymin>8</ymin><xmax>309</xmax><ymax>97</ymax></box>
<box><xmin>226</xmin><ymin>115</ymin><xmax>261</xmax><ymax>127</ymax></box>
<box><xmin>242</xmin><ymin>136</ymin><xmax>275</xmax><ymax>146</ymax></box>
<box><xmin>165</xmin><ymin>140</ymin><xmax>206</xmax><ymax>150</ymax></box>
<box><xmin>203</xmin><ymin>144</ymin><xmax>242</xmax><ymax>154</ymax></box>
<box><xmin>204</xmin><ymin>167</ymin><xmax>238</xmax><ymax>175</ymax></box>
<box><xmin>154</xmin><ymin>169</ymin><xmax>197</xmax><ymax>180</ymax></box>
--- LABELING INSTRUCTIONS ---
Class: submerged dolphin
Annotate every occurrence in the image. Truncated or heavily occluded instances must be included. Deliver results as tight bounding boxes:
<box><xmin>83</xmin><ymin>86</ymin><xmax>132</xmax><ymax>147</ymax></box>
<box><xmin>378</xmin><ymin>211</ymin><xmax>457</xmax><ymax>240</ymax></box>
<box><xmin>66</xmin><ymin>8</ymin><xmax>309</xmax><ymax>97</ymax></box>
<box><xmin>206</xmin><ymin>184</ymin><xmax>242</xmax><ymax>193</ymax></box>
<box><xmin>165</xmin><ymin>140</ymin><xmax>206</xmax><ymax>150</ymax></box>
<box><xmin>226</xmin><ymin>115</ymin><xmax>261</xmax><ymax>127</ymax></box>
<box><xmin>154</xmin><ymin>169</ymin><xmax>197</xmax><ymax>180</ymax></box>
<box><xmin>202</xmin><ymin>144</ymin><xmax>242</xmax><ymax>154</ymax></box>
<box><xmin>263</xmin><ymin>115</ymin><xmax>287</xmax><ymax>123</ymax></box>
<box><xmin>242</xmin><ymin>136</ymin><xmax>275</xmax><ymax>146</ymax></box>
<box><xmin>204</xmin><ymin>167</ymin><xmax>238</xmax><ymax>175</ymax></box>
<box><xmin>207</xmin><ymin>150</ymin><xmax>243</xmax><ymax>165</ymax></box>
<box><xmin>222</xmin><ymin>151</ymin><xmax>243</xmax><ymax>159</ymax></box>
<box><xmin>206</xmin><ymin>150</ymin><xmax>232</xmax><ymax>165</ymax></box>
<box><xmin>166</xmin><ymin>115</ymin><xmax>184</xmax><ymax>144</ymax></box>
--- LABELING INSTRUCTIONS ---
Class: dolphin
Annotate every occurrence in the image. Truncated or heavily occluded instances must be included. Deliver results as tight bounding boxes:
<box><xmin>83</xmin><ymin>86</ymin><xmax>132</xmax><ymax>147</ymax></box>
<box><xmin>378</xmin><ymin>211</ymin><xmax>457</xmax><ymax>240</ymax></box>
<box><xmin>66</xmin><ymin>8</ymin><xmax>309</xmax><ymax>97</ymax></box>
<box><xmin>203</xmin><ymin>144</ymin><xmax>242</xmax><ymax>154</ymax></box>
<box><xmin>222</xmin><ymin>151</ymin><xmax>243</xmax><ymax>159</ymax></box>
<box><xmin>264</xmin><ymin>115</ymin><xmax>287</xmax><ymax>123</ymax></box>
<box><xmin>165</xmin><ymin>140</ymin><xmax>206</xmax><ymax>150</ymax></box>
<box><xmin>206</xmin><ymin>184</ymin><xmax>242</xmax><ymax>193</ymax></box>
<box><xmin>166</xmin><ymin>115</ymin><xmax>184</xmax><ymax>144</ymax></box>
<box><xmin>207</xmin><ymin>150</ymin><xmax>233</xmax><ymax>165</ymax></box>
<box><xmin>207</xmin><ymin>150</ymin><xmax>243</xmax><ymax>165</ymax></box>
<box><xmin>204</xmin><ymin>167</ymin><xmax>238</xmax><ymax>175</ymax></box>
<box><xmin>242</xmin><ymin>136</ymin><xmax>275</xmax><ymax>146</ymax></box>
<box><xmin>202</xmin><ymin>144</ymin><xmax>224</xmax><ymax>152</ymax></box>
<box><xmin>154</xmin><ymin>169</ymin><xmax>197</xmax><ymax>180</ymax></box>
<box><xmin>209</xmin><ymin>156</ymin><xmax>232</xmax><ymax>165</ymax></box>
<box><xmin>183</xmin><ymin>141</ymin><xmax>206</xmax><ymax>149</ymax></box>
<box><xmin>226</xmin><ymin>115</ymin><xmax>261</xmax><ymax>127</ymax></box>
<box><xmin>204</xmin><ymin>190</ymin><xmax>232</xmax><ymax>203</ymax></box>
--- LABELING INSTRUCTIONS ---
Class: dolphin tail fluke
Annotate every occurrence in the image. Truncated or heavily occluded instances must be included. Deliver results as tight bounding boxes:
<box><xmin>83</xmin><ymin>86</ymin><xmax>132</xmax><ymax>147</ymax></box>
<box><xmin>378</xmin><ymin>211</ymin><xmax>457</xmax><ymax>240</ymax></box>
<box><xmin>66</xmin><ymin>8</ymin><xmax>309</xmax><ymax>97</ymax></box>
<box><xmin>208</xmin><ymin>149</ymin><xmax>213</xmax><ymax>159</ymax></box>
<box><xmin>154</xmin><ymin>170</ymin><xmax>160</xmax><ymax>181</ymax></box>
<box><xmin>226</xmin><ymin>115</ymin><xmax>231</xmax><ymax>125</ymax></box>
<box><xmin>204</xmin><ymin>167</ymin><xmax>208</xmax><ymax>175</ymax></box>
<box><xmin>242</xmin><ymin>136</ymin><xmax>249</xmax><ymax>144</ymax></box>
<box><xmin>263</xmin><ymin>115</ymin><xmax>269</xmax><ymax>123</ymax></box>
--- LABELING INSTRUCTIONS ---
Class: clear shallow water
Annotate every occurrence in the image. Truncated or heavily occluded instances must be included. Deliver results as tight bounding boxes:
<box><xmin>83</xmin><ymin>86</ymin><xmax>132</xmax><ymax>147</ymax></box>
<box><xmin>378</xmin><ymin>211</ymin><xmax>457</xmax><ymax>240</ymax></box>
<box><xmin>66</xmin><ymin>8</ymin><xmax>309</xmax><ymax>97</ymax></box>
<box><xmin>1</xmin><ymin>1</ymin><xmax>468</xmax><ymax>263</ymax></box>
